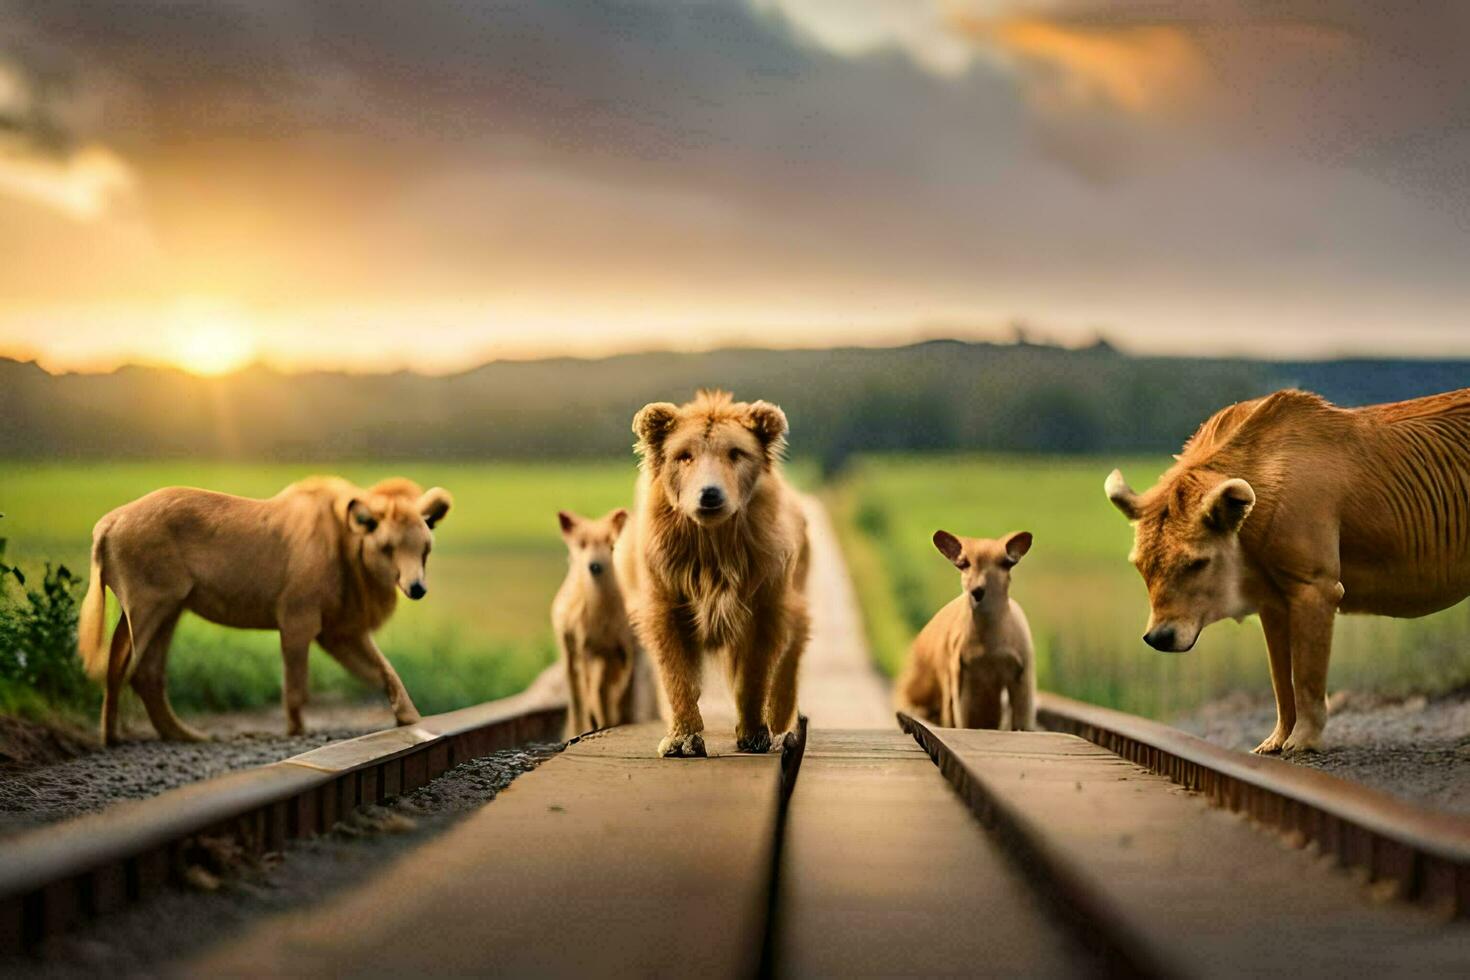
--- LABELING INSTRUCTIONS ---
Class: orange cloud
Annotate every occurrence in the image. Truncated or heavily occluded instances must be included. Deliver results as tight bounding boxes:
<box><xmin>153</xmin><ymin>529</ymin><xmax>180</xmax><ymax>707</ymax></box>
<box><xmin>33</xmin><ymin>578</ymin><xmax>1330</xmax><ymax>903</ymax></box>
<box><xmin>956</xmin><ymin>15</ymin><xmax>1207</xmax><ymax>115</ymax></box>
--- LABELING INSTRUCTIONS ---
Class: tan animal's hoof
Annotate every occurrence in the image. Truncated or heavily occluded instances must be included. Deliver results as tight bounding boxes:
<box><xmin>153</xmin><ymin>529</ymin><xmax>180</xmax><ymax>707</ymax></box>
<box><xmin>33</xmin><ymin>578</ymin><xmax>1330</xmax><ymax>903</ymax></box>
<box><xmin>1251</xmin><ymin>736</ymin><xmax>1285</xmax><ymax>755</ymax></box>
<box><xmin>658</xmin><ymin>732</ymin><xmax>707</xmax><ymax>758</ymax></box>
<box><xmin>165</xmin><ymin>726</ymin><xmax>211</xmax><ymax>743</ymax></box>
<box><xmin>735</xmin><ymin>726</ymin><xmax>772</xmax><ymax>754</ymax></box>
<box><xmin>1281</xmin><ymin>731</ymin><xmax>1323</xmax><ymax>754</ymax></box>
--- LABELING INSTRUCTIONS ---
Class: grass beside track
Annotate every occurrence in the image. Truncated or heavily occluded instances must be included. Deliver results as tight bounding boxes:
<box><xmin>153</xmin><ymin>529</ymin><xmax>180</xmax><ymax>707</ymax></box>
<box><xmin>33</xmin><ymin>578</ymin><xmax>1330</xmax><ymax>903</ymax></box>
<box><xmin>826</xmin><ymin>453</ymin><xmax>1470</xmax><ymax>720</ymax></box>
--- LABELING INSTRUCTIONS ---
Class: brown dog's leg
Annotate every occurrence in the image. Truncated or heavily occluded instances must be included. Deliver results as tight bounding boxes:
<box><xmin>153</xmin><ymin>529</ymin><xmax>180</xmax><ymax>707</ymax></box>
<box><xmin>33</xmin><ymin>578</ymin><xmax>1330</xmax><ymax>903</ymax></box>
<box><xmin>100</xmin><ymin>613</ymin><xmax>132</xmax><ymax>746</ymax></box>
<box><xmin>766</xmin><ymin>602</ymin><xmax>807</xmax><ymax>736</ymax></box>
<box><xmin>280</xmin><ymin>633</ymin><xmax>311</xmax><ymax>736</ymax></box>
<box><xmin>1283</xmin><ymin>583</ymin><xmax>1339</xmax><ymax>753</ymax></box>
<box><xmin>644</xmin><ymin>603</ymin><xmax>705</xmax><ymax>757</ymax></box>
<box><xmin>1254</xmin><ymin>602</ymin><xmax>1295</xmax><ymax>754</ymax></box>
<box><xmin>322</xmin><ymin>633</ymin><xmax>419</xmax><ymax>728</ymax></box>
<box><xmin>127</xmin><ymin>607</ymin><xmax>205</xmax><ymax>742</ymax></box>
<box><xmin>559</xmin><ymin>630</ymin><xmax>587</xmax><ymax>737</ymax></box>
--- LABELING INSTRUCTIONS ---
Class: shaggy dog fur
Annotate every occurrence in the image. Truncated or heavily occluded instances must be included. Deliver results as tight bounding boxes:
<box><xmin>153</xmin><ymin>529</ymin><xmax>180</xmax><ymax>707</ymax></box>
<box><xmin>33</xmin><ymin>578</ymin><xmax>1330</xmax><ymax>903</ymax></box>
<box><xmin>618</xmin><ymin>390</ymin><xmax>810</xmax><ymax>757</ymax></box>
<box><xmin>77</xmin><ymin>477</ymin><xmax>451</xmax><ymax>744</ymax></box>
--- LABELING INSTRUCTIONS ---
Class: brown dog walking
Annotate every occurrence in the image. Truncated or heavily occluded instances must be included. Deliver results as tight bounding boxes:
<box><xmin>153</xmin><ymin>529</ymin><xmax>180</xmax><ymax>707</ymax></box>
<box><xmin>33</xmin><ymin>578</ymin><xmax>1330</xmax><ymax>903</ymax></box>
<box><xmin>77</xmin><ymin>477</ymin><xmax>451</xmax><ymax>744</ymax></box>
<box><xmin>619</xmin><ymin>390</ymin><xmax>810</xmax><ymax>758</ymax></box>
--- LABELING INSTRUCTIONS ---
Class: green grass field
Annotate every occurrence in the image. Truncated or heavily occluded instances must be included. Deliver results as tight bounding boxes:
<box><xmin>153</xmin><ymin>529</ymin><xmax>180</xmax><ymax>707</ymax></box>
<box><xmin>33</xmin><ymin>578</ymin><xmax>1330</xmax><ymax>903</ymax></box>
<box><xmin>826</xmin><ymin>454</ymin><xmax>1470</xmax><ymax>720</ymax></box>
<box><xmin>0</xmin><ymin>460</ymin><xmax>645</xmax><ymax>722</ymax></box>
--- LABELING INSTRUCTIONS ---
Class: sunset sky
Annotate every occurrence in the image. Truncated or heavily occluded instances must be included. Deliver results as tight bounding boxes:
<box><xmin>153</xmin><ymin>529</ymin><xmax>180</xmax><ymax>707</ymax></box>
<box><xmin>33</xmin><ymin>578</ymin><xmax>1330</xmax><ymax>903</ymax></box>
<box><xmin>2</xmin><ymin>1</ymin><xmax>1468</xmax><ymax>374</ymax></box>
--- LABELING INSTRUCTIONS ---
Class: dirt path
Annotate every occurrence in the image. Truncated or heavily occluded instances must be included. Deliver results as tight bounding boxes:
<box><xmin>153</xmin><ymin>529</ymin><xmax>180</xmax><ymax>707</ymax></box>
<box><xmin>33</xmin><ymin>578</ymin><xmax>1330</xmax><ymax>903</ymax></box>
<box><xmin>795</xmin><ymin>495</ymin><xmax>893</xmax><ymax>728</ymax></box>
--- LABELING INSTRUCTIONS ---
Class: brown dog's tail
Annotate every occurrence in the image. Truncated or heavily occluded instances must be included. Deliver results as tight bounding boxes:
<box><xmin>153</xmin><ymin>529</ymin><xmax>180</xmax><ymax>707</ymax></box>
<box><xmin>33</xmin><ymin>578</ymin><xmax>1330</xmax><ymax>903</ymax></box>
<box><xmin>77</xmin><ymin>526</ymin><xmax>110</xmax><ymax>681</ymax></box>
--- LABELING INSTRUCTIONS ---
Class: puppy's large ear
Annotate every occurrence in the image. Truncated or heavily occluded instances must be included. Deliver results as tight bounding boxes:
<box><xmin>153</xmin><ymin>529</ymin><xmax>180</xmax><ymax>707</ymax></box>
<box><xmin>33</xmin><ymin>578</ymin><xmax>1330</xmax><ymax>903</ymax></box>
<box><xmin>1200</xmin><ymin>478</ymin><xmax>1254</xmax><ymax>533</ymax></box>
<box><xmin>347</xmin><ymin>499</ymin><xmax>378</xmax><ymax>534</ymax></box>
<box><xmin>608</xmin><ymin>507</ymin><xmax>629</xmax><ymax>537</ymax></box>
<box><xmin>745</xmin><ymin>400</ymin><xmax>788</xmax><ymax>458</ymax></box>
<box><xmin>1002</xmin><ymin>531</ymin><xmax>1033</xmax><ymax>564</ymax></box>
<box><xmin>418</xmin><ymin>487</ymin><xmax>452</xmax><ymax>529</ymax></box>
<box><xmin>557</xmin><ymin>510</ymin><xmax>578</xmax><ymax>536</ymax></box>
<box><xmin>932</xmin><ymin>530</ymin><xmax>963</xmax><ymax>565</ymax></box>
<box><xmin>632</xmin><ymin>402</ymin><xmax>679</xmax><ymax>459</ymax></box>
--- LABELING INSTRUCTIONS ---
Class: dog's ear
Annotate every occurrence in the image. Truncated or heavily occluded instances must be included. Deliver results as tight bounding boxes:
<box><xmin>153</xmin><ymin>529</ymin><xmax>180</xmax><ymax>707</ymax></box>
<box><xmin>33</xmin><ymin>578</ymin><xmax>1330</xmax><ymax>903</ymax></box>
<box><xmin>632</xmin><ymin>402</ymin><xmax>680</xmax><ymax>459</ymax></box>
<box><xmin>932</xmin><ymin>530</ymin><xmax>963</xmax><ymax>565</ymax></box>
<box><xmin>418</xmin><ymin>487</ymin><xmax>452</xmax><ymax>529</ymax></box>
<box><xmin>558</xmin><ymin>510</ymin><xmax>578</xmax><ymax>535</ymax></box>
<box><xmin>1002</xmin><ymin>531</ymin><xmax>1033</xmax><ymax>565</ymax></box>
<box><xmin>347</xmin><ymin>499</ymin><xmax>379</xmax><ymax>534</ymax></box>
<box><xmin>608</xmin><ymin>507</ymin><xmax>629</xmax><ymax>537</ymax></box>
<box><xmin>745</xmin><ymin>400</ymin><xmax>788</xmax><ymax>458</ymax></box>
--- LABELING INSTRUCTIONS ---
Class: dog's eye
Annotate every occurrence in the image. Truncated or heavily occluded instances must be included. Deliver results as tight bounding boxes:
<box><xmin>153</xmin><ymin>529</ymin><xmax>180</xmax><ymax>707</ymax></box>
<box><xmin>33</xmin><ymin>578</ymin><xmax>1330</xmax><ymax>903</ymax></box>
<box><xmin>383</xmin><ymin>544</ymin><xmax>395</xmax><ymax>557</ymax></box>
<box><xmin>728</xmin><ymin>448</ymin><xmax>743</xmax><ymax>462</ymax></box>
<box><xmin>675</xmin><ymin>451</ymin><xmax>693</xmax><ymax>464</ymax></box>
<box><xmin>1186</xmin><ymin>557</ymin><xmax>1210</xmax><ymax>573</ymax></box>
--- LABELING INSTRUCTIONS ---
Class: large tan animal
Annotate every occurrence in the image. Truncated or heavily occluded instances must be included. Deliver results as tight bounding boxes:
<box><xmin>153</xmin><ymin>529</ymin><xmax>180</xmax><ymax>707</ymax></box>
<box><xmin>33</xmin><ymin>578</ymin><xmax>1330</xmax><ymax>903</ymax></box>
<box><xmin>553</xmin><ymin>507</ymin><xmax>640</xmax><ymax>736</ymax></box>
<box><xmin>77</xmin><ymin>477</ymin><xmax>452</xmax><ymax>745</ymax></box>
<box><xmin>619</xmin><ymin>390</ymin><xmax>810</xmax><ymax>758</ymax></box>
<box><xmin>1106</xmin><ymin>388</ymin><xmax>1470</xmax><ymax>753</ymax></box>
<box><xmin>898</xmin><ymin>530</ymin><xmax>1036</xmax><ymax>729</ymax></box>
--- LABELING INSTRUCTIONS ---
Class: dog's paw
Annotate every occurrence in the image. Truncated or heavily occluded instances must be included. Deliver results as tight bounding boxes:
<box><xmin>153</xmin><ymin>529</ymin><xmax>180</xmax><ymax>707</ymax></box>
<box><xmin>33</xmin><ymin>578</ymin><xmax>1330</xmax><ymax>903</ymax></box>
<box><xmin>658</xmin><ymin>731</ymin><xmax>707</xmax><ymax>758</ymax></box>
<box><xmin>1281</xmin><ymin>727</ymin><xmax>1323</xmax><ymax>755</ymax></box>
<box><xmin>395</xmin><ymin>710</ymin><xmax>422</xmax><ymax>727</ymax></box>
<box><xmin>735</xmin><ymin>725</ymin><xmax>773</xmax><ymax>754</ymax></box>
<box><xmin>1251</xmin><ymin>729</ymin><xmax>1289</xmax><ymax>755</ymax></box>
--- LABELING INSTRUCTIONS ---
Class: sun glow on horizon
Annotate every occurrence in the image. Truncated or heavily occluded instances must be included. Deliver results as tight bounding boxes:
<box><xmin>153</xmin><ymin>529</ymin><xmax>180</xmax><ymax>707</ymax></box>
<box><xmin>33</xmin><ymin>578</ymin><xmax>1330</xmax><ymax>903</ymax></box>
<box><xmin>167</xmin><ymin>303</ymin><xmax>258</xmax><ymax>376</ymax></box>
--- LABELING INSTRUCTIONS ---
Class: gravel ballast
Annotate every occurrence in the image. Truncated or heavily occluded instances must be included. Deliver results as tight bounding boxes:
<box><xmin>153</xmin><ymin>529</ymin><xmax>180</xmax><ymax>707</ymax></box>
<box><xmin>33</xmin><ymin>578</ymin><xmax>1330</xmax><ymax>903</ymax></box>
<box><xmin>0</xmin><ymin>729</ymin><xmax>371</xmax><ymax>838</ymax></box>
<box><xmin>1174</xmin><ymin>687</ymin><xmax>1470</xmax><ymax>817</ymax></box>
<box><xmin>5</xmin><ymin>742</ymin><xmax>559</xmax><ymax>976</ymax></box>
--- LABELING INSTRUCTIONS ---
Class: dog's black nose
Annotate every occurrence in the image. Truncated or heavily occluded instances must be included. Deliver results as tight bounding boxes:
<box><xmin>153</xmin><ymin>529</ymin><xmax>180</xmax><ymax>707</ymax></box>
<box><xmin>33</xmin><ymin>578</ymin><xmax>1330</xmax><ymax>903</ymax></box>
<box><xmin>699</xmin><ymin>486</ymin><xmax>725</xmax><ymax>509</ymax></box>
<box><xmin>589</xmin><ymin>561</ymin><xmax>604</xmax><ymax>576</ymax></box>
<box><xmin>1144</xmin><ymin>625</ymin><xmax>1176</xmax><ymax>650</ymax></box>
<box><xmin>408</xmin><ymin>582</ymin><xmax>427</xmax><ymax>600</ymax></box>
<box><xmin>970</xmin><ymin>586</ymin><xmax>986</xmax><ymax>603</ymax></box>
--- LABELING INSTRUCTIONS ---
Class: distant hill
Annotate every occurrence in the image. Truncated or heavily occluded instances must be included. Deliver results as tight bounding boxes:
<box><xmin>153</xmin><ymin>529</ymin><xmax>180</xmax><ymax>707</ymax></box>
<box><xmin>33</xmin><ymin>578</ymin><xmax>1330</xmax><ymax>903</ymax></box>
<box><xmin>1</xmin><ymin>340</ymin><xmax>1465</xmax><ymax>467</ymax></box>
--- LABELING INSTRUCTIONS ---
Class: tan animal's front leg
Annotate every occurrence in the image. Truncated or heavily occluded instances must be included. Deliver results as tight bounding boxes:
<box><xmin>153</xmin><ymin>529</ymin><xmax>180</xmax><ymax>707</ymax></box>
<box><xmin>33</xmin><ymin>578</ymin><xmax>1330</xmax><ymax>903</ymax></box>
<box><xmin>1007</xmin><ymin>672</ymin><xmax>1035</xmax><ymax>732</ymax></box>
<box><xmin>1253</xmin><ymin>603</ymin><xmax>1296</xmax><ymax>754</ymax></box>
<box><xmin>560</xmin><ymin>630</ymin><xmax>588</xmax><ymax>737</ymax></box>
<box><xmin>322</xmin><ymin>633</ymin><xmax>420</xmax><ymax>727</ymax></box>
<box><xmin>1282</xmin><ymin>583</ymin><xmax>1340</xmax><ymax>753</ymax></box>
<box><xmin>643</xmin><ymin>603</ymin><xmax>706</xmax><ymax>757</ymax></box>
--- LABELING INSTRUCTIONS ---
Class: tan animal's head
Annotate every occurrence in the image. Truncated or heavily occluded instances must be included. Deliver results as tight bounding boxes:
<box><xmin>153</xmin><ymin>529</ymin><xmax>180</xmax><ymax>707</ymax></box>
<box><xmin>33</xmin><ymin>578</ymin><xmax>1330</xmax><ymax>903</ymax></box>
<box><xmin>558</xmin><ymin>507</ymin><xmax>629</xmax><ymax>586</ymax></box>
<box><xmin>632</xmin><ymin>389</ymin><xmax>787</xmax><ymax>528</ymax></box>
<box><xmin>1105</xmin><ymin>467</ymin><xmax>1256</xmax><ymax>652</ymax></box>
<box><xmin>932</xmin><ymin>529</ymin><xmax>1033</xmax><ymax>613</ymax></box>
<box><xmin>345</xmin><ymin>479</ymin><xmax>453</xmax><ymax>600</ymax></box>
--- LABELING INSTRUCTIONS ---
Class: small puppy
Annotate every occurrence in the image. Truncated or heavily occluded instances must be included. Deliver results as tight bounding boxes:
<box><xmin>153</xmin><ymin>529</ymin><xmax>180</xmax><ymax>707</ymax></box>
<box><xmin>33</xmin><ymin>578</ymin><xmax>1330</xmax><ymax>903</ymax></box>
<box><xmin>552</xmin><ymin>508</ymin><xmax>640</xmax><ymax>737</ymax></box>
<box><xmin>898</xmin><ymin>529</ymin><xmax>1036</xmax><ymax>730</ymax></box>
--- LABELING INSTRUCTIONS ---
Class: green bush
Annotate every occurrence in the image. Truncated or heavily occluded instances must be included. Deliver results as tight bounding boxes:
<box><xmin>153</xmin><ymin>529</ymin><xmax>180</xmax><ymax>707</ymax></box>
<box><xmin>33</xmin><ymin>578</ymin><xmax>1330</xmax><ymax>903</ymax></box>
<box><xmin>0</xmin><ymin>535</ymin><xmax>93</xmax><ymax>711</ymax></box>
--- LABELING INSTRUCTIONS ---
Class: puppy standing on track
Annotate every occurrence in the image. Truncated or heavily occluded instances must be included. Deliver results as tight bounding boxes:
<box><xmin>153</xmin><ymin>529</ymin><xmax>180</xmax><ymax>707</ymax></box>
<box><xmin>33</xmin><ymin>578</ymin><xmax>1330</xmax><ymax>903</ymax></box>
<box><xmin>618</xmin><ymin>390</ymin><xmax>810</xmax><ymax>758</ymax></box>
<box><xmin>898</xmin><ymin>529</ymin><xmax>1037</xmax><ymax>730</ymax></box>
<box><xmin>552</xmin><ymin>507</ymin><xmax>642</xmax><ymax>737</ymax></box>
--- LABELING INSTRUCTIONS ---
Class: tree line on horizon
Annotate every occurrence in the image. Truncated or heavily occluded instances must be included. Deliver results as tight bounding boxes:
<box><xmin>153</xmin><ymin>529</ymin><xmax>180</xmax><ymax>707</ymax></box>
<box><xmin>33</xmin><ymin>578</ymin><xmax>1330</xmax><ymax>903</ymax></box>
<box><xmin>1</xmin><ymin>339</ymin><xmax>1465</xmax><ymax>469</ymax></box>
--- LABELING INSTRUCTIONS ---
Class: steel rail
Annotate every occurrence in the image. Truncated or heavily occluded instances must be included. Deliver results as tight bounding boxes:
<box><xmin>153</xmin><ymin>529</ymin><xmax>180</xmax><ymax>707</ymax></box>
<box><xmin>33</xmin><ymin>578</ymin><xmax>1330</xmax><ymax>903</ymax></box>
<box><xmin>1035</xmin><ymin>690</ymin><xmax>1470</xmax><ymax>918</ymax></box>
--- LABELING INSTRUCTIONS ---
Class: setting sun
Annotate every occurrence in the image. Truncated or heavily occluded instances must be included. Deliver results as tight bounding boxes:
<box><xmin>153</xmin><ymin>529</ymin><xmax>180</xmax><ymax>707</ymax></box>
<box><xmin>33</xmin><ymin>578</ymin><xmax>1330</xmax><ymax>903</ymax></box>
<box><xmin>168</xmin><ymin>308</ymin><xmax>257</xmax><ymax>376</ymax></box>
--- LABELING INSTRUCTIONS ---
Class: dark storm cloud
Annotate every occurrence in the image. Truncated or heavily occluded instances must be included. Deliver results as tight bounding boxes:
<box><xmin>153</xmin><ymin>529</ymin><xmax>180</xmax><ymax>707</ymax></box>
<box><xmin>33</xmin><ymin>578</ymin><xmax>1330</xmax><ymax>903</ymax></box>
<box><xmin>0</xmin><ymin>0</ymin><xmax>1468</xmax><ymax>354</ymax></box>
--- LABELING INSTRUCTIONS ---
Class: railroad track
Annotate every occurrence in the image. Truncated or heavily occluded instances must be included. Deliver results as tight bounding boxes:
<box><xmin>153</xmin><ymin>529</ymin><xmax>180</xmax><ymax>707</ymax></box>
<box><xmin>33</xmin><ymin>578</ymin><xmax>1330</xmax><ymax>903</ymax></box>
<box><xmin>4</xmin><ymin>694</ymin><xmax>1466</xmax><ymax>974</ymax></box>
